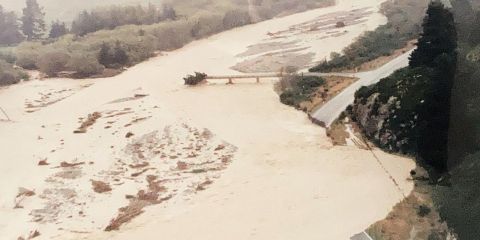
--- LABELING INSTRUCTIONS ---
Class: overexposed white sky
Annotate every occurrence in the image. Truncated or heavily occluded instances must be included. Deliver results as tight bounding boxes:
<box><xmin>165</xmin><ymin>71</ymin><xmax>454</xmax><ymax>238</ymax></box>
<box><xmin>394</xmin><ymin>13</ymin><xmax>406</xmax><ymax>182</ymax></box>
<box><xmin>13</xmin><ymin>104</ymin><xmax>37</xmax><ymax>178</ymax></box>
<box><xmin>0</xmin><ymin>0</ymin><xmax>164</xmax><ymax>22</ymax></box>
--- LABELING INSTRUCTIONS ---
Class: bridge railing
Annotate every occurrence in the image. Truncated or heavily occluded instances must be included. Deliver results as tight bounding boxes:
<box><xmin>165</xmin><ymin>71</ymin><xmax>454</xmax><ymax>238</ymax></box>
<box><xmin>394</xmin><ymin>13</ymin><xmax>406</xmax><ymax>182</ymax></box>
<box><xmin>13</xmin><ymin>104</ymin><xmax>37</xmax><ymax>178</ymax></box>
<box><xmin>204</xmin><ymin>73</ymin><xmax>283</xmax><ymax>84</ymax></box>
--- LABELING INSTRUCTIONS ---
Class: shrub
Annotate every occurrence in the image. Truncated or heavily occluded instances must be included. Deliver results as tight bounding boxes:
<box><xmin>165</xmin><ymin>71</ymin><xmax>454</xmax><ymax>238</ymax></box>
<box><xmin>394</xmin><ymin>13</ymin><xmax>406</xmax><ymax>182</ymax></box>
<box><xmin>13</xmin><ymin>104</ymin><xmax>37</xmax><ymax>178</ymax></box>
<box><xmin>278</xmin><ymin>73</ymin><xmax>326</xmax><ymax>108</ymax></box>
<box><xmin>280</xmin><ymin>90</ymin><xmax>298</xmax><ymax>106</ymax></box>
<box><xmin>223</xmin><ymin>10</ymin><xmax>251</xmax><ymax>30</ymax></box>
<box><xmin>67</xmin><ymin>54</ymin><xmax>104</xmax><ymax>77</ymax></box>
<box><xmin>190</xmin><ymin>13</ymin><xmax>224</xmax><ymax>38</ymax></box>
<box><xmin>355</xmin><ymin>86</ymin><xmax>373</xmax><ymax>100</ymax></box>
<box><xmin>16</xmin><ymin>52</ymin><xmax>38</xmax><ymax>69</ymax></box>
<box><xmin>15</xmin><ymin>42</ymin><xmax>43</xmax><ymax>69</ymax></box>
<box><xmin>183</xmin><ymin>72</ymin><xmax>207</xmax><ymax>85</ymax></box>
<box><xmin>0</xmin><ymin>50</ymin><xmax>16</xmax><ymax>64</ymax></box>
<box><xmin>297</xmin><ymin>76</ymin><xmax>325</xmax><ymax>93</ymax></box>
<box><xmin>17</xmin><ymin>71</ymin><xmax>30</xmax><ymax>81</ymax></box>
<box><xmin>417</xmin><ymin>205</ymin><xmax>431</xmax><ymax>217</ymax></box>
<box><xmin>0</xmin><ymin>71</ymin><xmax>17</xmax><ymax>86</ymax></box>
<box><xmin>309</xmin><ymin>52</ymin><xmax>349</xmax><ymax>72</ymax></box>
<box><xmin>37</xmin><ymin>51</ymin><xmax>71</xmax><ymax>76</ymax></box>
<box><xmin>98</xmin><ymin>42</ymin><xmax>129</xmax><ymax>68</ymax></box>
<box><xmin>0</xmin><ymin>60</ymin><xmax>28</xmax><ymax>86</ymax></box>
<box><xmin>113</xmin><ymin>44</ymin><xmax>129</xmax><ymax>66</ymax></box>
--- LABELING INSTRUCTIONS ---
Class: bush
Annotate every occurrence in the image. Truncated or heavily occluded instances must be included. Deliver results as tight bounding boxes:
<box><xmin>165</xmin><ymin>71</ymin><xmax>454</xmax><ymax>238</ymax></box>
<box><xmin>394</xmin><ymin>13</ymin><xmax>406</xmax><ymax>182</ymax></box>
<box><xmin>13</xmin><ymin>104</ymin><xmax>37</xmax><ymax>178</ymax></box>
<box><xmin>223</xmin><ymin>10</ymin><xmax>251</xmax><ymax>30</ymax></box>
<box><xmin>190</xmin><ymin>13</ymin><xmax>224</xmax><ymax>38</ymax></box>
<box><xmin>278</xmin><ymin>74</ymin><xmax>326</xmax><ymax>108</ymax></box>
<box><xmin>0</xmin><ymin>60</ymin><xmax>28</xmax><ymax>86</ymax></box>
<box><xmin>0</xmin><ymin>71</ymin><xmax>17</xmax><ymax>86</ymax></box>
<box><xmin>183</xmin><ymin>72</ymin><xmax>207</xmax><ymax>85</ymax></box>
<box><xmin>15</xmin><ymin>42</ymin><xmax>42</xmax><ymax>69</ymax></box>
<box><xmin>417</xmin><ymin>205</ymin><xmax>431</xmax><ymax>217</ymax></box>
<box><xmin>98</xmin><ymin>42</ymin><xmax>130</xmax><ymax>68</ymax></box>
<box><xmin>355</xmin><ymin>86</ymin><xmax>373</xmax><ymax>100</ymax></box>
<box><xmin>280</xmin><ymin>90</ymin><xmax>297</xmax><ymax>106</ymax></box>
<box><xmin>16</xmin><ymin>53</ymin><xmax>38</xmax><ymax>70</ymax></box>
<box><xmin>297</xmin><ymin>76</ymin><xmax>325</xmax><ymax>93</ymax></box>
<box><xmin>37</xmin><ymin>51</ymin><xmax>70</xmax><ymax>77</ymax></box>
<box><xmin>309</xmin><ymin>52</ymin><xmax>349</xmax><ymax>72</ymax></box>
<box><xmin>67</xmin><ymin>55</ymin><xmax>104</xmax><ymax>77</ymax></box>
<box><xmin>0</xmin><ymin>50</ymin><xmax>16</xmax><ymax>64</ymax></box>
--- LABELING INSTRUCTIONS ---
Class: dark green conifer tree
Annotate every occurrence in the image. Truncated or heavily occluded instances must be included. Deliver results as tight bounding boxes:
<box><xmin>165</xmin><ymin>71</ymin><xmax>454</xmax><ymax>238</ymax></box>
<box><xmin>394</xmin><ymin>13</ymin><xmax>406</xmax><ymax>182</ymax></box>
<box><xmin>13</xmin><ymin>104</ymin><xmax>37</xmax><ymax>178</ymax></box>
<box><xmin>410</xmin><ymin>1</ymin><xmax>457</xmax><ymax>171</ymax></box>
<box><xmin>21</xmin><ymin>0</ymin><xmax>45</xmax><ymax>40</ymax></box>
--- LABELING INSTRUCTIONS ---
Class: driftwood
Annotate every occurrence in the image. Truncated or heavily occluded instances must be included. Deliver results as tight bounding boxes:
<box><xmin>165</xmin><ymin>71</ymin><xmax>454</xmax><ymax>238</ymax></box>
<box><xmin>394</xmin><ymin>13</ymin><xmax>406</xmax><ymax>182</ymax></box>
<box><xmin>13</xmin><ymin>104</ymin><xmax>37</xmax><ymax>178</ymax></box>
<box><xmin>0</xmin><ymin>107</ymin><xmax>10</xmax><ymax>121</ymax></box>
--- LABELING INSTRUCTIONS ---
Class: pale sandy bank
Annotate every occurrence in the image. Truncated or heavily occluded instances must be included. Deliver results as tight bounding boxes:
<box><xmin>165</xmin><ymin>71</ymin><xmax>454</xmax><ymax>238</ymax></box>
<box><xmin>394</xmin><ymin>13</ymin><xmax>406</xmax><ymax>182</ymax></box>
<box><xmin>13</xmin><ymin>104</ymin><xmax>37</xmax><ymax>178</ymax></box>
<box><xmin>0</xmin><ymin>0</ymin><xmax>415</xmax><ymax>239</ymax></box>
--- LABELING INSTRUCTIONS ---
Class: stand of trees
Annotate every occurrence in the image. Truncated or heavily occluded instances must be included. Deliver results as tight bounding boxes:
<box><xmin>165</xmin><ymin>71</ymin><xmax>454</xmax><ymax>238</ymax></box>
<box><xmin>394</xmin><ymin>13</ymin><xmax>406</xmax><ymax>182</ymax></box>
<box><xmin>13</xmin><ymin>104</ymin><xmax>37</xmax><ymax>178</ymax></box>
<box><xmin>21</xmin><ymin>0</ymin><xmax>45</xmax><ymax>40</ymax></box>
<box><xmin>1</xmin><ymin>1</ymin><xmax>178</xmax><ymax>45</ymax></box>
<box><xmin>71</xmin><ymin>4</ymin><xmax>176</xmax><ymax>36</ymax></box>
<box><xmin>0</xmin><ymin>0</ymin><xmax>46</xmax><ymax>45</ymax></box>
<box><xmin>352</xmin><ymin>1</ymin><xmax>457</xmax><ymax>171</ymax></box>
<box><xmin>0</xmin><ymin>6</ymin><xmax>24</xmax><ymax>45</ymax></box>
<box><xmin>49</xmin><ymin>21</ymin><xmax>68</xmax><ymax>39</ymax></box>
<box><xmin>410</xmin><ymin>2</ymin><xmax>457</xmax><ymax>171</ymax></box>
<box><xmin>448</xmin><ymin>0</ymin><xmax>480</xmax><ymax>168</ymax></box>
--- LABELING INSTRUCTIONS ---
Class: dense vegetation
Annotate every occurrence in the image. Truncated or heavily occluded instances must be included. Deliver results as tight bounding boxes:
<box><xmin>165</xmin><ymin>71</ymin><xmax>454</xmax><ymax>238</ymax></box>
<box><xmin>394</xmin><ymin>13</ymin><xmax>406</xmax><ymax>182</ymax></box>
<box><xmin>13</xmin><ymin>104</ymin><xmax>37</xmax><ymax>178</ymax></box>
<box><xmin>70</xmin><ymin>4</ymin><xmax>177</xmax><ymax>36</ymax></box>
<box><xmin>279</xmin><ymin>73</ymin><xmax>326</xmax><ymax>109</ymax></box>
<box><xmin>351</xmin><ymin>1</ymin><xmax>457</xmax><ymax>171</ymax></box>
<box><xmin>432</xmin><ymin>152</ymin><xmax>480</xmax><ymax>240</ymax></box>
<box><xmin>352</xmin><ymin>67</ymin><xmax>433</xmax><ymax>153</ymax></box>
<box><xmin>351</xmin><ymin>1</ymin><xmax>480</xmax><ymax>237</ymax></box>
<box><xmin>0</xmin><ymin>6</ymin><xmax>24</xmax><ymax>45</ymax></box>
<box><xmin>0</xmin><ymin>60</ymin><xmax>28</xmax><ymax>86</ymax></box>
<box><xmin>448</xmin><ymin>0</ymin><xmax>480</xmax><ymax>167</ymax></box>
<box><xmin>430</xmin><ymin>1</ymin><xmax>480</xmax><ymax>239</ymax></box>
<box><xmin>21</xmin><ymin>0</ymin><xmax>46</xmax><ymax>40</ymax></box>
<box><xmin>309</xmin><ymin>0</ymin><xmax>428</xmax><ymax>72</ymax></box>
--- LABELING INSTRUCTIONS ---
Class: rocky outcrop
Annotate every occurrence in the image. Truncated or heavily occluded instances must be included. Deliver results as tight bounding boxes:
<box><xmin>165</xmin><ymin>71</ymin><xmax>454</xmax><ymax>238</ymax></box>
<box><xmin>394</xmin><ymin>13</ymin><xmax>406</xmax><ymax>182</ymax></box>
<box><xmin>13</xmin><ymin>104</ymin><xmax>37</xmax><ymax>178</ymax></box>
<box><xmin>350</xmin><ymin>74</ymin><xmax>418</xmax><ymax>154</ymax></box>
<box><xmin>352</xmin><ymin>93</ymin><xmax>397</xmax><ymax>149</ymax></box>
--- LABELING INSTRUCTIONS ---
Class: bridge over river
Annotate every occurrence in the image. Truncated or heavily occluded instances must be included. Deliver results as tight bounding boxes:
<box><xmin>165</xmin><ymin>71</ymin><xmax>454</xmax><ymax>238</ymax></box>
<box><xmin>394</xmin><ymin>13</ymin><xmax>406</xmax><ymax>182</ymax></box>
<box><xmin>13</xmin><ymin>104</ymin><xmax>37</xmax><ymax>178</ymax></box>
<box><xmin>205</xmin><ymin>49</ymin><xmax>412</xmax><ymax>128</ymax></box>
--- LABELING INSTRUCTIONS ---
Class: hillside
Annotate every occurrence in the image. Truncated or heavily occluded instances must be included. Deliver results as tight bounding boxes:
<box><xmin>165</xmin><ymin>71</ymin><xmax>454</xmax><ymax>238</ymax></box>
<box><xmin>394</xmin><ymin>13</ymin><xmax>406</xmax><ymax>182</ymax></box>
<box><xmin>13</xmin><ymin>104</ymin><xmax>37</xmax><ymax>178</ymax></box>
<box><xmin>432</xmin><ymin>153</ymin><xmax>480</xmax><ymax>239</ymax></box>
<box><xmin>348</xmin><ymin>0</ymin><xmax>480</xmax><ymax>238</ymax></box>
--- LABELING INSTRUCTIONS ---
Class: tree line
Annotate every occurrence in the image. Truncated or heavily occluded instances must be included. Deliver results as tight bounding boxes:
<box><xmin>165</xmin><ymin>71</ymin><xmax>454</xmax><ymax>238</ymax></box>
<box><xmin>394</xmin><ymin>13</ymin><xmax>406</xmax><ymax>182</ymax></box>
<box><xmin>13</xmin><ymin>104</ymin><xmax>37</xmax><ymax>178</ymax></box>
<box><xmin>0</xmin><ymin>0</ymin><xmax>177</xmax><ymax>45</ymax></box>
<box><xmin>1</xmin><ymin>0</ymin><xmax>334</xmax><ymax>81</ymax></box>
<box><xmin>71</xmin><ymin>4</ymin><xmax>176</xmax><ymax>36</ymax></box>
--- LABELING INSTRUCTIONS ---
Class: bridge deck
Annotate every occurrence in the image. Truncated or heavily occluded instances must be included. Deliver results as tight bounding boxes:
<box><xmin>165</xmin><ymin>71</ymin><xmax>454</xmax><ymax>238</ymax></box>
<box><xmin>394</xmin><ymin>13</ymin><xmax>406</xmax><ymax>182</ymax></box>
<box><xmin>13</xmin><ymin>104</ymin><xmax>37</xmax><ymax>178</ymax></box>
<box><xmin>205</xmin><ymin>73</ymin><xmax>282</xmax><ymax>83</ymax></box>
<box><xmin>205</xmin><ymin>74</ymin><xmax>281</xmax><ymax>79</ymax></box>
